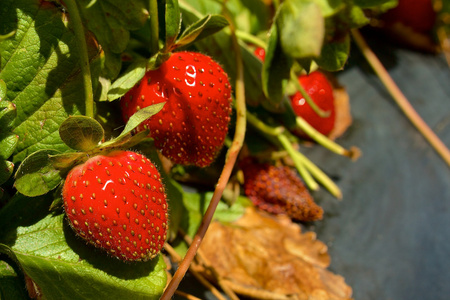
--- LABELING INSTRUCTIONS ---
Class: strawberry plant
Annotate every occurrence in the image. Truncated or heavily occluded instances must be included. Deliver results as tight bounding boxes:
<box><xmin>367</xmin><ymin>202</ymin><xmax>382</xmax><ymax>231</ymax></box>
<box><xmin>1</xmin><ymin>0</ymin><xmax>449</xmax><ymax>299</ymax></box>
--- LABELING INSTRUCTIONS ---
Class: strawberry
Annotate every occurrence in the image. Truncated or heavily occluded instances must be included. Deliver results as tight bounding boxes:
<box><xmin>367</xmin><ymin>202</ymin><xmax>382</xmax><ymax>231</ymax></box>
<box><xmin>62</xmin><ymin>150</ymin><xmax>168</xmax><ymax>261</ymax></box>
<box><xmin>382</xmin><ymin>0</ymin><xmax>436</xmax><ymax>34</ymax></box>
<box><xmin>240</xmin><ymin>159</ymin><xmax>323</xmax><ymax>222</ymax></box>
<box><xmin>120</xmin><ymin>51</ymin><xmax>233</xmax><ymax>168</ymax></box>
<box><xmin>254</xmin><ymin>47</ymin><xmax>266</xmax><ymax>61</ymax></box>
<box><xmin>290</xmin><ymin>71</ymin><xmax>336</xmax><ymax>137</ymax></box>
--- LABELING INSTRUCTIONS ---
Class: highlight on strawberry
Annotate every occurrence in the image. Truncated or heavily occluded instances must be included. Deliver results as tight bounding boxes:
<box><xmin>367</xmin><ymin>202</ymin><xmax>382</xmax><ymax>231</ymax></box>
<box><xmin>121</xmin><ymin>51</ymin><xmax>233</xmax><ymax>168</ymax></box>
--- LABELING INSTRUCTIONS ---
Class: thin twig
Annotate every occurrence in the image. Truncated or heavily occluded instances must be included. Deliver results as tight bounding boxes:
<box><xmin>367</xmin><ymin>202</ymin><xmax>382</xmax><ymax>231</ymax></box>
<box><xmin>160</xmin><ymin>15</ymin><xmax>247</xmax><ymax>300</ymax></box>
<box><xmin>164</xmin><ymin>244</ymin><xmax>228</xmax><ymax>300</ymax></box>
<box><xmin>351</xmin><ymin>29</ymin><xmax>450</xmax><ymax>168</ymax></box>
<box><xmin>174</xmin><ymin>290</ymin><xmax>203</xmax><ymax>300</ymax></box>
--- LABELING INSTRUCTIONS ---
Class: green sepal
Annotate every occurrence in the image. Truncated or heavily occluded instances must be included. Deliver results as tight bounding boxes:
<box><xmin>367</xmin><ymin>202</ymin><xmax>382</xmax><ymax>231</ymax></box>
<box><xmin>14</xmin><ymin>149</ymin><xmax>63</xmax><ymax>197</ymax></box>
<box><xmin>59</xmin><ymin>116</ymin><xmax>105</xmax><ymax>151</ymax></box>
<box><xmin>171</xmin><ymin>14</ymin><xmax>229</xmax><ymax>51</ymax></box>
<box><xmin>97</xmin><ymin>102</ymin><xmax>165</xmax><ymax>151</ymax></box>
<box><xmin>107</xmin><ymin>59</ymin><xmax>148</xmax><ymax>101</ymax></box>
<box><xmin>117</xmin><ymin>102</ymin><xmax>165</xmax><ymax>138</ymax></box>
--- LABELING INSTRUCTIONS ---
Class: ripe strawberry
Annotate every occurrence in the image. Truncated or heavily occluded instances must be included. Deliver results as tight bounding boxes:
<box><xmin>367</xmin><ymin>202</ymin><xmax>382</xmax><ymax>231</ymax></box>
<box><xmin>62</xmin><ymin>150</ymin><xmax>168</xmax><ymax>261</ymax></box>
<box><xmin>121</xmin><ymin>51</ymin><xmax>233</xmax><ymax>167</ymax></box>
<box><xmin>254</xmin><ymin>47</ymin><xmax>266</xmax><ymax>61</ymax></box>
<box><xmin>240</xmin><ymin>159</ymin><xmax>323</xmax><ymax>222</ymax></box>
<box><xmin>290</xmin><ymin>71</ymin><xmax>336</xmax><ymax>137</ymax></box>
<box><xmin>382</xmin><ymin>0</ymin><xmax>436</xmax><ymax>34</ymax></box>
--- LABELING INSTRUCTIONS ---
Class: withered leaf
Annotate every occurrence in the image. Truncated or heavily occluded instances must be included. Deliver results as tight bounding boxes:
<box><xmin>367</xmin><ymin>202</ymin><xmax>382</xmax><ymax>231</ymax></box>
<box><xmin>199</xmin><ymin>207</ymin><xmax>353</xmax><ymax>300</ymax></box>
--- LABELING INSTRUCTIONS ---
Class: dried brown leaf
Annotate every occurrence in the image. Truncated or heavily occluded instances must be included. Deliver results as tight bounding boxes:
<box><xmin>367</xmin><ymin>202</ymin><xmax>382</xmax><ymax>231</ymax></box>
<box><xmin>199</xmin><ymin>207</ymin><xmax>353</xmax><ymax>300</ymax></box>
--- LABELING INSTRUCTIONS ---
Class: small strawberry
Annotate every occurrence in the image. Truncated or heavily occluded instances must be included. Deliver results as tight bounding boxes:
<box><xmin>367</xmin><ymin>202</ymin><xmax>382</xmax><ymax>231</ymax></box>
<box><xmin>121</xmin><ymin>51</ymin><xmax>233</xmax><ymax>168</ymax></box>
<box><xmin>254</xmin><ymin>47</ymin><xmax>266</xmax><ymax>61</ymax></box>
<box><xmin>382</xmin><ymin>0</ymin><xmax>437</xmax><ymax>34</ymax></box>
<box><xmin>290</xmin><ymin>71</ymin><xmax>336</xmax><ymax>137</ymax></box>
<box><xmin>240</xmin><ymin>158</ymin><xmax>323</xmax><ymax>222</ymax></box>
<box><xmin>62</xmin><ymin>150</ymin><xmax>168</xmax><ymax>261</ymax></box>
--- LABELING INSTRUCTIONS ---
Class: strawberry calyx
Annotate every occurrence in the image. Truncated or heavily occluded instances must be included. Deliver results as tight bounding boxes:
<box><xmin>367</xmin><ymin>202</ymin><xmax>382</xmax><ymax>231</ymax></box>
<box><xmin>14</xmin><ymin>103</ymin><xmax>165</xmax><ymax>198</ymax></box>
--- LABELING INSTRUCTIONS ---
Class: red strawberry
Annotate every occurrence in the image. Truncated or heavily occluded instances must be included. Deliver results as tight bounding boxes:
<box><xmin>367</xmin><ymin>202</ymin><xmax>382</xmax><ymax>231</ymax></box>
<box><xmin>62</xmin><ymin>150</ymin><xmax>168</xmax><ymax>261</ymax></box>
<box><xmin>382</xmin><ymin>0</ymin><xmax>436</xmax><ymax>34</ymax></box>
<box><xmin>254</xmin><ymin>47</ymin><xmax>266</xmax><ymax>61</ymax></box>
<box><xmin>121</xmin><ymin>51</ymin><xmax>233</xmax><ymax>167</ymax></box>
<box><xmin>240</xmin><ymin>159</ymin><xmax>323</xmax><ymax>222</ymax></box>
<box><xmin>290</xmin><ymin>71</ymin><xmax>336</xmax><ymax>137</ymax></box>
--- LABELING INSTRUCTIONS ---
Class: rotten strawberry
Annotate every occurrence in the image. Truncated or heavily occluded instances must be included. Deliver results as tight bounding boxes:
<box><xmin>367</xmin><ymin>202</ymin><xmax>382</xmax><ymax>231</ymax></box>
<box><xmin>62</xmin><ymin>150</ymin><xmax>168</xmax><ymax>261</ymax></box>
<box><xmin>240</xmin><ymin>159</ymin><xmax>323</xmax><ymax>222</ymax></box>
<box><xmin>121</xmin><ymin>51</ymin><xmax>233</xmax><ymax>168</ymax></box>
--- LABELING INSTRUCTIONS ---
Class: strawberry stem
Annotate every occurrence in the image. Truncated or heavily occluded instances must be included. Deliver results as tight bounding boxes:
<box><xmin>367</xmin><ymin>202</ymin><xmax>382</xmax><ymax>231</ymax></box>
<box><xmin>295</xmin><ymin>116</ymin><xmax>361</xmax><ymax>160</ymax></box>
<box><xmin>64</xmin><ymin>0</ymin><xmax>94</xmax><ymax>118</ymax></box>
<box><xmin>149</xmin><ymin>0</ymin><xmax>160</xmax><ymax>54</ymax></box>
<box><xmin>277</xmin><ymin>134</ymin><xmax>319</xmax><ymax>190</ymax></box>
<box><xmin>293</xmin><ymin>150</ymin><xmax>343</xmax><ymax>199</ymax></box>
<box><xmin>290</xmin><ymin>68</ymin><xmax>330</xmax><ymax>118</ymax></box>
<box><xmin>161</xmin><ymin>12</ymin><xmax>247</xmax><ymax>299</ymax></box>
<box><xmin>351</xmin><ymin>29</ymin><xmax>450</xmax><ymax>168</ymax></box>
<box><xmin>235</xmin><ymin>30</ymin><xmax>266</xmax><ymax>49</ymax></box>
<box><xmin>246</xmin><ymin>111</ymin><xmax>344</xmax><ymax>196</ymax></box>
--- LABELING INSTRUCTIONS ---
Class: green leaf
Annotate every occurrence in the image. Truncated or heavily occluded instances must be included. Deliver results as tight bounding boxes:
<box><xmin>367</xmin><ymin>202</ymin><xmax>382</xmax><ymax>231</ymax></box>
<box><xmin>277</xmin><ymin>0</ymin><xmax>325</xmax><ymax>59</ymax></box>
<box><xmin>0</xmin><ymin>214</ymin><xmax>166</xmax><ymax>300</ymax></box>
<box><xmin>0</xmin><ymin>132</ymin><xmax>19</xmax><ymax>159</ymax></box>
<box><xmin>0</xmin><ymin>160</ymin><xmax>14</xmax><ymax>185</ymax></box>
<box><xmin>0</xmin><ymin>79</ymin><xmax>6</xmax><ymax>100</ymax></box>
<box><xmin>173</xmin><ymin>14</ymin><xmax>229</xmax><ymax>49</ymax></box>
<box><xmin>0</xmin><ymin>101</ymin><xmax>16</xmax><ymax>129</ymax></box>
<box><xmin>179</xmin><ymin>191</ymin><xmax>250</xmax><ymax>238</ymax></box>
<box><xmin>14</xmin><ymin>149</ymin><xmax>62</xmax><ymax>197</ymax></box>
<box><xmin>0</xmin><ymin>259</ymin><xmax>29</xmax><ymax>300</ymax></box>
<box><xmin>314</xmin><ymin>0</ymin><xmax>345</xmax><ymax>17</ymax></box>
<box><xmin>77</xmin><ymin>0</ymin><xmax>149</xmax><ymax>79</ymax></box>
<box><xmin>165</xmin><ymin>0</ymin><xmax>182</xmax><ymax>49</ymax></box>
<box><xmin>107</xmin><ymin>59</ymin><xmax>147</xmax><ymax>101</ymax></box>
<box><xmin>262</xmin><ymin>23</ymin><xmax>292</xmax><ymax>106</ymax></box>
<box><xmin>59</xmin><ymin>116</ymin><xmax>105</xmax><ymax>151</ymax></box>
<box><xmin>0</xmin><ymin>0</ymin><xmax>102</xmax><ymax>163</ymax></box>
<box><xmin>353</xmin><ymin>0</ymin><xmax>397</xmax><ymax>8</ymax></box>
<box><xmin>225</xmin><ymin>0</ymin><xmax>271</xmax><ymax>34</ymax></box>
<box><xmin>315</xmin><ymin>34</ymin><xmax>351</xmax><ymax>71</ymax></box>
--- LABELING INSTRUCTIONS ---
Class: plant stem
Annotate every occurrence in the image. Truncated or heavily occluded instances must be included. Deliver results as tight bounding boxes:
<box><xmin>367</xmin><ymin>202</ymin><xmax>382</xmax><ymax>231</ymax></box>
<box><xmin>278</xmin><ymin>134</ymin><xmax>319</xmax><ymax>191</ymax></box>
<box><xmin>246</xmin><ymin>111</ymin><xmax>343</xmax><ymax>195</ymax></box>
<box><xmin>295</xmin><ymin>116</ymin><xmax>361</xmax><ymax>160</ymax></box>
<box><xmin>64</xmin><ymin>0</ymin><xmax>94</xmax><ymax>118</ymax></box>
<box><xmin>351</xmin><ymin>29</ymin><xmax>450</xmax><ymax>168</ymax></box>
<box><xmin>149</xmin><ymin>0</ymin><xmax>159</xmax><ymax>54</ymax></box>
<box><xmin>294</xmin><ymin>150</ymin><xmax>342</xmax><ymax>199</ymax></box>
<box><xmin>235</xmin><ymin>30</ymin><xmax>266</xmax><ymax>48</ymax></box>
<box><xmin>160</xmin><ymin>15</ymin><xmax>247</xmax><ymax>300</ymax></box>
